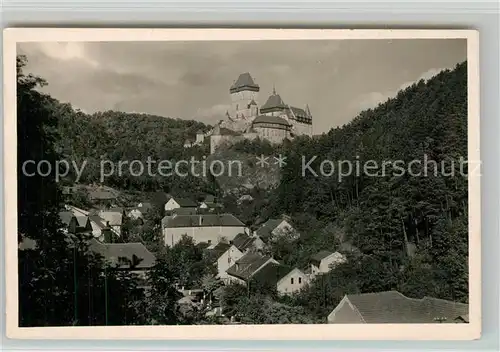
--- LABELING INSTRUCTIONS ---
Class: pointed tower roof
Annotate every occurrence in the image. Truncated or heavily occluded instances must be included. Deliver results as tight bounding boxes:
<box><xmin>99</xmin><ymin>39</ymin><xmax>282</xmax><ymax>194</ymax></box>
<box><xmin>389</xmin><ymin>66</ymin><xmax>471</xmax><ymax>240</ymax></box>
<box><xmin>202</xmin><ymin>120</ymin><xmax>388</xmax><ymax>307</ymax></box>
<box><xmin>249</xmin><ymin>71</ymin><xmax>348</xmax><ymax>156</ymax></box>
<box><xmin>230</xmin><ymin>73</ymin><xmax>260</xmax><ymax>93</ymax></box>
<box><xmin>260</xmin><ymin>88</ymin><xmax>286</xmax><ymax>111</ymax></box>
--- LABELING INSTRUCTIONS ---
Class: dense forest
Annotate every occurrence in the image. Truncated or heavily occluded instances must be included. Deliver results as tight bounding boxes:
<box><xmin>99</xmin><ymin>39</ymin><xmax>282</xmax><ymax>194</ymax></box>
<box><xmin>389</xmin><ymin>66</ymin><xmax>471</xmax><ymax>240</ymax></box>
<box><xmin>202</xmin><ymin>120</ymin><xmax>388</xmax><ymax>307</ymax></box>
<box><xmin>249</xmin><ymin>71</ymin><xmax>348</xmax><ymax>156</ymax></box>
<box><xmin>17</xmin><ymin>54</ymin><xmax>469</xmax><ymax>326</ymax></box>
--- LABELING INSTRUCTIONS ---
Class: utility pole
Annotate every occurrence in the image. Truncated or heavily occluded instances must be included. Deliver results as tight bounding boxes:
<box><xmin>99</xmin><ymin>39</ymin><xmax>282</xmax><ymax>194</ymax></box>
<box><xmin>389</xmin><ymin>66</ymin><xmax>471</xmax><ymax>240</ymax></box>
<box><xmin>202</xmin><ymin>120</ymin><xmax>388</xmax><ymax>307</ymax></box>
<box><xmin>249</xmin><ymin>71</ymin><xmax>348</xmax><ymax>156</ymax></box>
<box><xmin>73</xmin><ymin>237</ymin><xmax>78</xmax><ymax>325</ymax></box>
<box><xmin>104</xmin><ymin>265</ymin><xmax>109</xmax><ymax>325</ymax></box>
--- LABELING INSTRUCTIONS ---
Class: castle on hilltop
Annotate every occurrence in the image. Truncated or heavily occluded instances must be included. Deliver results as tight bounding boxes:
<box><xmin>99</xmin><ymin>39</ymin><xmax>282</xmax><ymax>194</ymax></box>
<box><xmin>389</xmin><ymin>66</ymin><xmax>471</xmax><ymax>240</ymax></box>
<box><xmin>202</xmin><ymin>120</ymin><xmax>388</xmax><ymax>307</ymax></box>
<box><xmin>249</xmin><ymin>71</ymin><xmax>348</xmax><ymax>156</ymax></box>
<box><xmin>185</xmin><ymin>72</ymin><xmax>313</xmax><ymax>154</ymax></box>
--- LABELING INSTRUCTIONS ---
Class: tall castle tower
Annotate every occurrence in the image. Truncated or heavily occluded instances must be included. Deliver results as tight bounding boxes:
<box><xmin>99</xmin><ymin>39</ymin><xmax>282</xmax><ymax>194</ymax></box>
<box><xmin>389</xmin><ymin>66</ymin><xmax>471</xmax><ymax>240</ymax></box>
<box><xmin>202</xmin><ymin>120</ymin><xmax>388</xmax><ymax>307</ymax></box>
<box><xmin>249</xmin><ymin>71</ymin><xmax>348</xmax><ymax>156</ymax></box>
<box><xmin>229</xmin><ymin>72</ymin><xmax>260</xmax><ymax>120</ymax></box>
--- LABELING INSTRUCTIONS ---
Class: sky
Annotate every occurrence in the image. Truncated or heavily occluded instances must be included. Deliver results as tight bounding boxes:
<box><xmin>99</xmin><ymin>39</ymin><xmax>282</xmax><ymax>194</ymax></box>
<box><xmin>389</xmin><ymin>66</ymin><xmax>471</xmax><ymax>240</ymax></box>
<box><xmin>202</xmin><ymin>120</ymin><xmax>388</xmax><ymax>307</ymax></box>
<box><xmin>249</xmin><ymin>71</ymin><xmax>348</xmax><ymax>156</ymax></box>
<box><xmin>18</xmin><ymin>39</ymin><xmax>467</xmax><ymax>134</ymax></box>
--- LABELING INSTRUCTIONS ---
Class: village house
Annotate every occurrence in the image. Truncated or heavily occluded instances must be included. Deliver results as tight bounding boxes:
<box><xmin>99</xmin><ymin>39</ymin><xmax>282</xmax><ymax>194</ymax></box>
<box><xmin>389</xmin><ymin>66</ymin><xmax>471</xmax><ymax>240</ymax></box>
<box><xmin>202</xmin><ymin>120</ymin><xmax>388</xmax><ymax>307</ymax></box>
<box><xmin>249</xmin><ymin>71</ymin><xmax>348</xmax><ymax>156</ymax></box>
<box><xmin>88</xmin><ymin>239</ymin><xmax>156</xmax><ymax>281</ymax></box>
<box><xmin>254</xmin><ymin>217</ymin><xmax>299</xmax><ymax>244</ymax></box>
<box><xmin>59</xmin><ymin>211</ymin><xmax>92</xmax><ymax>234</ymax></box>
<box><xmin>98</xmin><ymin>210</ymin><xmax>124</xmax><ymax>237</ymax></box>
<box><xmin>206</xmin><ymin>242</ymin><xmax>244</xmax><ymax>284</ymax></box>
<box><xmin>161</xmin><ymin>213</ymin><xmax>247</xmax><ymax>247</ymax></box>
<box><xmin>327</xmin><ymin>291</ymin><xmax>469</xmax><ymax>324</ymax></box>
<box><xmin>309</xmin><ymin>250</ymin><xmax>347</xmax><ymax>277</ymax></box>
<box><xmin>231</xmin><ymin>232</ymin><xmax>264</xmax><ymax>253</ymax></box>
<box><xmin>88</xmin><ymin>188</ymin><xmax>118</xmax><ymax>206</ymax></box>
<box><xmin>127</xmin><ymin>202</ymin><xmax>153</xmax><ymax>221</ymax></box>
<box><xmin>251</xmin><ymin>263</ymin><xmax>310</xmax><ymax>295</ymax></box>
<box><xmin>64</xmin><ymin>205</ymin><xmax>119</xmax><ymax>241</ymax></box>
<box><xmin>226</xmin><ymin>252</ymin><xmax>278</xmax><ymax>285</ymax></box>
<box><xmin>164</xmin><ymin>197</ymin><xmax>199</xmax><ymax>212</ymax></box>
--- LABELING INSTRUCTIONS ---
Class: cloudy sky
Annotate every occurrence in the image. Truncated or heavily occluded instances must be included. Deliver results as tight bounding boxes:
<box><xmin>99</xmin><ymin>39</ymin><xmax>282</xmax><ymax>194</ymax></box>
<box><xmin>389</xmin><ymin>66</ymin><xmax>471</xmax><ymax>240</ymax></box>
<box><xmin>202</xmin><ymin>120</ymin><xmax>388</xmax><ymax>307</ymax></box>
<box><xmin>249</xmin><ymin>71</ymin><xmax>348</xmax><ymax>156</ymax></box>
<box><xmin>18</xmin><ymin>39</ymin><xmax>466</xmax><ymax>134</ymax></box>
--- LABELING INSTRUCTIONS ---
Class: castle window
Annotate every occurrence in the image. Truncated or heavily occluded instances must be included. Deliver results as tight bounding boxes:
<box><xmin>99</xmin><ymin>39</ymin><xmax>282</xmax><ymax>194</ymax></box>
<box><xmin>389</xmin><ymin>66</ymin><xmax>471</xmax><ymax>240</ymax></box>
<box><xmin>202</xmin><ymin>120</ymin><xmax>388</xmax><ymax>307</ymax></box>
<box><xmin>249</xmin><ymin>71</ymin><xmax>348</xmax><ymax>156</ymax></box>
<box><xmin>299</xmin><ymin>277</ymin><xmax>302</xmax><ymax>284</ymax></box>
<box><xmin>291</xmin><ymin>278</ymin><xmax>294</xmax><ymax>284</ymax></box>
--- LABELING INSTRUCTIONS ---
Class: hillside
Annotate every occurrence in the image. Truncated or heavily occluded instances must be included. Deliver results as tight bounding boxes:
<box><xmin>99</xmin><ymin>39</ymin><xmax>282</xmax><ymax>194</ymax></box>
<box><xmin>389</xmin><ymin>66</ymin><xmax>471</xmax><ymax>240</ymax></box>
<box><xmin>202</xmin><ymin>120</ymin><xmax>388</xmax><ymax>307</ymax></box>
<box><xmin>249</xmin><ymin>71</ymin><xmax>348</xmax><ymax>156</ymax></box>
<box><xmin>261</xmin><ymin>62</ymin><xmax>469</xmax><ymax>309</ymax></box>
<box><xmin>53</xmin><ymin>106</ymin><xmax>213</xmax><ymax>193</ymax></box>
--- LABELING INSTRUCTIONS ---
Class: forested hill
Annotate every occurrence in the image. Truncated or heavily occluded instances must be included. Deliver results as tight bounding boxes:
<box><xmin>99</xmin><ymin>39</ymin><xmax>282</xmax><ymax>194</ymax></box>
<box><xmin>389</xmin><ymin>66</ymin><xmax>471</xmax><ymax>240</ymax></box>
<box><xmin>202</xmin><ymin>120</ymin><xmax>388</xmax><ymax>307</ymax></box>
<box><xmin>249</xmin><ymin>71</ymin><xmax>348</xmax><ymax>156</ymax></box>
<box><xmin>53</xmin><ymin>105</ymin><xmax>212</xmax><ymax>191</ymax></box>
<box><xmin>264</xmin><ymin>62</ymin><xmax>469</xmax><ymax>305</ymax></box>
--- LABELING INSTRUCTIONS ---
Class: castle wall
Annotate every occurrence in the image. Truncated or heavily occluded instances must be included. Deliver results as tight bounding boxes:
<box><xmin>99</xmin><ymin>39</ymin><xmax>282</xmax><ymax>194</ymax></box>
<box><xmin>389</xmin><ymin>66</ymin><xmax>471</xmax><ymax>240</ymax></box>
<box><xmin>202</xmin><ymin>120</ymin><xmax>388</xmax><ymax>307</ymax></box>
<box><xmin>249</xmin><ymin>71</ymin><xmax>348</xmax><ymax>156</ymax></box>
<box><xmin>291</xmin><ymin>121</ymin><xmax>313</xmax><ymax>136</ymax></box>
<box><xmin>254</xmin><ymin>125</ymin><xmax>289</xmax><ymax>144</ymax></box>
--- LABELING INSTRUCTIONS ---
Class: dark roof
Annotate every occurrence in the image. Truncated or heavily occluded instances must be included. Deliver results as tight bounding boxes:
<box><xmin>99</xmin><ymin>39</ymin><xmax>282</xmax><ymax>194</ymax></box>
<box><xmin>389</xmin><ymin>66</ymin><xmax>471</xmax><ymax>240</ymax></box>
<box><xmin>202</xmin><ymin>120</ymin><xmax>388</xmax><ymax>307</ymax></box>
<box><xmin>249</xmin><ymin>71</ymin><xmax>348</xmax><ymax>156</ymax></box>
<box><xmin>260</xmin><ymin>92</ymin><xmax>286</xmax><ymax>111</ymax></box>
<box><xmin>344</xmin><ymin>291</ymin><xmax>468</xmax><ymax>324</ymax></box>
<box><xmin>173</xmin><ymin>197</ymin><xmax>198</xmax><ymax>208</ymax></box>
<box><xmin>204</xmin><ymin>195</ymin><xmax>216</xmax><ymax>203</ymax></box>
<box><xmin>206</xmin><ymin>242</ymin><xmax>232</xmax><ymax>260</ymax></box>
<box><xmin>251</xmin><ymin>262</ymin><xmax>292</xmax><ymax>287</ymax></box>
<box><xmin>231</xmin><ymin>233</ymin><xmax>255</xmax><ymax>252</ymax></box>
<box><xmin>226</xmin><ymin>252</ymin><xmax>273</xmax><ymax>281</ymax></box>
<box><xmin>230</xmin><ymin>73</ymin><xmax>260</xmax><ymax>93</ymax></box>
<box><xmin>162</xmin><ymin>213</ymin><xmax>245</xmax><ymax>228</ymax></box>
<box><xmin>255</xmin><ymin>218</ymin><xmax>284</xmax><ymax>241</ymax></box>
<box><xmin>310</xmin><ymin>250</ymin><xmax>333</xmax><ymax>266</ymax></box>
<box><xmin>89</xmin><ymin>239</ymin><xmax>156</xmax><ymax>269</ymax></box>
<box><xmin>252</xmin><ymin>115</ymin><xmax>291</xmax><ymax>127</ymax></box>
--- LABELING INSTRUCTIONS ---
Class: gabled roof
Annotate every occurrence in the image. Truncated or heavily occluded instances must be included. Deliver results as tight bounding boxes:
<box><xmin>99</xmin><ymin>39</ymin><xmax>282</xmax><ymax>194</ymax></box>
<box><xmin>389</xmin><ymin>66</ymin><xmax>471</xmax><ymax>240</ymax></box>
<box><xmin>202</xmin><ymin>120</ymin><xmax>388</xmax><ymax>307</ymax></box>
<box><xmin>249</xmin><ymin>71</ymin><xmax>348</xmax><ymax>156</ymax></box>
<box><xmin>226</xmin><ymin>252</ymin><xmax>273</xmax><ymax>281</ymax></box>
<box><xmin>310</xmin><ymin>250</ymin><xmax>334</xmax><ymax>266</ymax></box>
<box><xmin>89</xmin><ymin>239</ymin><xmax>156</xmax><ymax>269</ymax></box>
<box><xmin>171</xmin><ymin>197</ymin><xmax>198</xmax><ymax>208</ymax></box>
<box><xmin>342</xmin><ymin>291</ymin><xmax>468</xmax><ymax>324</ymax></box>
<box><xmin>162</xmin><ymin>213</ymin><xmax>245</xmax><ymax>228</ymax></box>
<box><xmin>260</xmin><ymin>92</ymin><xmax>286</xmax><ymax>111</ymax></box>
<box><xmin>252</xmin><ymin>115</ymin><xmax>291</xmax><ymax>127</ymax></box>
<box><xmin>230</xmin><ymin>73</ymin><xmax>260</xmax><ymax>93</ymax></box>
<box><xmin>206</xmin><ymin>242</ymin><xmax>232</xmax><ymax>260</ymax></box>
<box><xmin>75</xmin><ymin>215</ymin><xmax>90</xmax><ymax>228</ymax></box>
<box><xmin>231</xmin><ymin>233</ymin><xmax>255</xmax><ymax>252</ymax></box>
<box><xmin>255</xmin><ymin>218</ymin><xmax>285</xmax><ymax>241</ymax></box>
<box><xmin>251</xmin><ymin>262</ymin><xmax>293</xmax><ymax>287</ymax></box>
<box><xmin>204</xmin><ymin>195</ymin><xmax>216</xmax><ymax>203</ymax></box>
<box><xmin>59</xmin><ymin>211</ymin><xmax>74</xmax><ymax>227</ymax></box>
<box><xmin>89</xmin><ymin>215</ymin><xmax>108</xmax><ymax>229</ymax></box>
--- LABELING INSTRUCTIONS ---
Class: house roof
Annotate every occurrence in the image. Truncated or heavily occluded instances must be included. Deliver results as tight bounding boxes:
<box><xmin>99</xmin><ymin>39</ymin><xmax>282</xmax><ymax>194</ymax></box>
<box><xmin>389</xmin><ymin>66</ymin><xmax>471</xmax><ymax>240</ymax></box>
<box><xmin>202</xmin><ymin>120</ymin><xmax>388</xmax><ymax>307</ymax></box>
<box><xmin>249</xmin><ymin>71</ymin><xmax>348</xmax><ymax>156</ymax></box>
<box><xmin>251</xmin><ymin>262</ymin><xmax>293</xmax><ymax>287</ymax></box>
<box><xmin>75</xmin><ymin>215</ymin><xmax>90</xmax><ymax>228</ymax></box>
<box><xmin>342</xmin><ymin>291</ymin><xmax>468</xmax><ymax>324</ymax></box>
<box><xmin>89</xmin><ymin>239</ymin><xmax>156</xmax><ymax>269</ymax></box>
<box><xmin>89</xmin><ymin>215</ymin><xmax>108</xmax><ymax>229</ymax></box>
<box><xmin>206</xmin><ymin>242</ymin><xmax>232</xmax><ymax>260</ymax></box>
<box><xmin>310</xmin><ymin>250</ymin><xmax>333</xmax><ymax>266</ymax></box>
<box><xmin>59</xmin><ymin>211</ymin><xmax>74</xmax><ymax>227</ymax></box>
<box><xmin>255</xmin><ymin>218</ymin><xmax>285</xmax><ymax>241</ymax></box>
<box><xmin>230</xmin><ymin>73</ymin><xmax>260</xmax><ymax>93</ymax></box>
<box><xmin>99</xmin><ymin>211</ymin><xmax>123</xmax><ymax>226</ymax></box>
<box><xmin>252</xmin><ymin>115</ymin><xmax>291</xmax><ymax>127</ymax></box>
<box><xmin>161</xmin><ymin>213</ymin><xmax>245</xmax><ymax>228</ymax></box>
<box><xmin>204</xmin><ymin>195</ymin><xmax>216</xmax><ymax>203</ymax></box>
<box><xmin>226</xmin><ymin>252</ymin><xmax>272</xmax><ymax>281</ymax></box>
<box><xmin>231</xmin><ymin>233</ymin><xmax>255</xmax><ymax>252</ymax></box>
<box><xmin>172</xmin><ymin>197</ymin><xmax>198</xmax><ymax>208</ymax></box>
<box><xmin>260</xmin><ymin>92</ymin><xmax>286</xmax><ymax>111</ymax></box>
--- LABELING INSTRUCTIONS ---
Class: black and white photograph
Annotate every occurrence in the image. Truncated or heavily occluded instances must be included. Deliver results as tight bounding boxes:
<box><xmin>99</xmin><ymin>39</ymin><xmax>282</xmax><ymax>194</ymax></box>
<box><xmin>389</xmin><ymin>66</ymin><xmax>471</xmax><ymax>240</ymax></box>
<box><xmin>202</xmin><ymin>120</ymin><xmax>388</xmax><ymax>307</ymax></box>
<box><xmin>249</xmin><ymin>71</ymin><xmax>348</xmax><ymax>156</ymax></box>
<box><xmin>5</xmin><ymin>29</ymin><xmax>480</xmax><ymax>339</ymax></box>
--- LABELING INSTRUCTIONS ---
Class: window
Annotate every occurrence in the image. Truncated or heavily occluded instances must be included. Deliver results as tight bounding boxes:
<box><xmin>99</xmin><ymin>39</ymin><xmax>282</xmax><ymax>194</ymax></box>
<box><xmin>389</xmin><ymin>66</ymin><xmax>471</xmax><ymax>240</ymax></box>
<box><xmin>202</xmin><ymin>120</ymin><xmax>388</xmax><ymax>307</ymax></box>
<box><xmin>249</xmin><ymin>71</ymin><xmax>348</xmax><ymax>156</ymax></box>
<box><xmin>299</xmin><ymin>277</ymin><xmax>302</xmax><ymax>284</ymax></box>
<box><xmin>291</xmin><ymin>278</ymin><xmax>294</xmax><ymax>284</ymax></box>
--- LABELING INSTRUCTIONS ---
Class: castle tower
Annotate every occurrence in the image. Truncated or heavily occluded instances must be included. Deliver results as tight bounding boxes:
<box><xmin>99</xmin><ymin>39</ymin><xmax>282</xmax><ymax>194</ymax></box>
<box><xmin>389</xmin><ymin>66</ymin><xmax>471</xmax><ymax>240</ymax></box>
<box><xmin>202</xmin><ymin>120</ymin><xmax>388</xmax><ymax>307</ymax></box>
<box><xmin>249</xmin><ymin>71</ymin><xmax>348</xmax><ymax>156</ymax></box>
<box><xmin>229</xmin><ymin>72</ymin><xmax>260</xmax><ymax>120</ymax></box>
